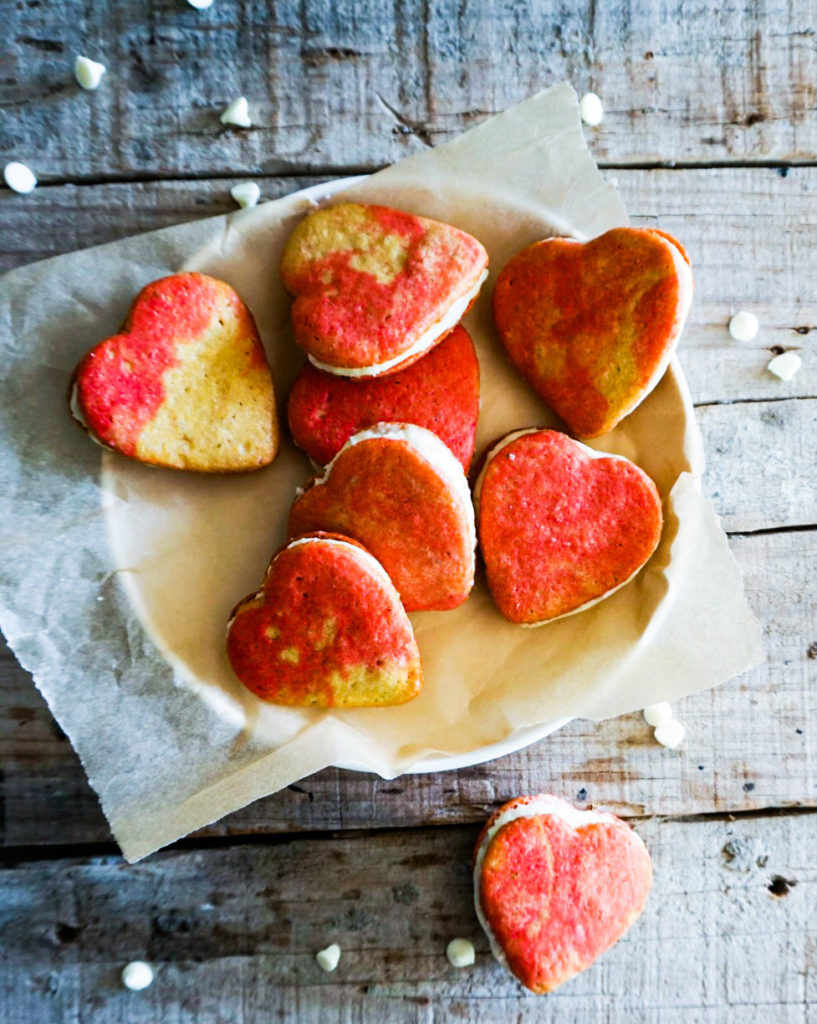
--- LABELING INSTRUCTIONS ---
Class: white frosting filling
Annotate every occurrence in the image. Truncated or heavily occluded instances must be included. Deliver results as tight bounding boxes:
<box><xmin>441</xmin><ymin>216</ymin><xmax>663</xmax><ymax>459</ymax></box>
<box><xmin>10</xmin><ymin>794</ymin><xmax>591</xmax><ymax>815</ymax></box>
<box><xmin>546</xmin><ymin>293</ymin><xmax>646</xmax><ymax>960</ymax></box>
<box><xmin>317</xmin><ymin>423</ymin><xmax>476</xmax><ymax>561</ymax></box>
<box><xmin>308</xmin><ymin>267</ymin><xmax>488</xmax><ymax>378</ymax></box>
<box><xmin>473</xmin><ymin>795</ymin><xmax>618</xmax><ymax>972</ymax></box>
<box><xmin>472</xmin><ymin>429</ymin><xmax>658</xmax><ymax>627</ymax></box>
<box><xmin>69</xmin><ymin>380</ymin><xmax>115</xmax><ymax>451</ymax></box>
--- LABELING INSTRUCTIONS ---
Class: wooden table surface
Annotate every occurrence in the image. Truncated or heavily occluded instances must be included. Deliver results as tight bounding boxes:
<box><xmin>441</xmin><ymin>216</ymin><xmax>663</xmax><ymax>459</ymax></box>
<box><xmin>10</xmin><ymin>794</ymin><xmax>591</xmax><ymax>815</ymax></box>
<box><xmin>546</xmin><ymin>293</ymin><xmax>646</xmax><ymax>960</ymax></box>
<box><xmin>1</xmin><ymin>2</ymin><xmax>815</xmax><ymax>1021</ymax></box>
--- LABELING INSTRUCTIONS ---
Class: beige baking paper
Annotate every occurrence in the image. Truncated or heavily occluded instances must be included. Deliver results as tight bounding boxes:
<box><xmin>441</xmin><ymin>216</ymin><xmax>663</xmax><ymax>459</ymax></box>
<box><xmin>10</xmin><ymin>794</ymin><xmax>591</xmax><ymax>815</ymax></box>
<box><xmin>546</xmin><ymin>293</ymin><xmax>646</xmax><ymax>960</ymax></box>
<box><xmin>0</xmin><ymin>83</ymin><xmax>763</xmax><ymax>862</ymax></box>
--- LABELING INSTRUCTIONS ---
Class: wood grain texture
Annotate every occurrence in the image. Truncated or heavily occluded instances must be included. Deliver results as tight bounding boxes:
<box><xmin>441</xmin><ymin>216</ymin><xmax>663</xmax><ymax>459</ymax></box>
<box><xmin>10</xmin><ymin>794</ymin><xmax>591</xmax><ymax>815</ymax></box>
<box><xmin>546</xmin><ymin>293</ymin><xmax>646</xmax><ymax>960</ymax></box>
<box><xmin>2</xmin><ymin>529</ymin><xmax>813</xmax><ymax>848</ymax></box>
<box><xmin>1</xmin><ymin>813</ymin><xmax>815</xmax><ymax>1022</ymax></box>
<box><xmin>1</xmin><ymin>0</ymin><xmax>815</xmax><ymax>180</ymax></box>
<box><xmin>2</xmin><ymin>167</ymin><xmax>814</xmax><ymax>405</ymax></box>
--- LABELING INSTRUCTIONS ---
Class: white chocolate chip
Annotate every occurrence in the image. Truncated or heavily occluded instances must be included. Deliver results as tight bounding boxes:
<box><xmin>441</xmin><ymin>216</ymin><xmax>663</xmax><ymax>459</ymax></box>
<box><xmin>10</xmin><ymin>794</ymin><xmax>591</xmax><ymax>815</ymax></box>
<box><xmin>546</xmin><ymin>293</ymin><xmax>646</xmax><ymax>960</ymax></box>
<box><xmin>766</xmin><ymin>351</ymin><xmax>802</xmax><ymax>381</ymax></box>
<box><xmin>316</xmin><ymin>943</ymin><xmax>341</xmax><ymax>972</ymax></box>
<box><xmin>579</xmin><ymin>92</ymin><xmax>604</xmax><ymax>126</ymax></box>
<box><xmin>74</xmin><ymin>55</ymin><xmax>106</xmax><ymax>91</ymax></box>
<box><xmin>728</xmin><ymin>310</ymin><xmax>759</xmax><ymax>342</ymax></box>
<box><xmin>643</xmin><ymin>702</ymin><xmax>673</xmax><ymax>728</ymax></box>
<box><xmin>187</xmin><ymin>0</ymin><xmax>214</xmax><ymax>7</ymax></box>
<box><xmin>655</xmin><ymin>719</ymin><xmax>685</xmax><ymax>749</ymax></box>
<box><xmin>446</xmin><ymin>938</ymin><xmax>475</xmax><ymax>968</ymax></box>
<box><xmin>220</xmin><ymin>97</ymin><xmax>252</xmax><ymax>128</ymax></box>
<box><xmin>3</xmin><ymin>161</ymin><xmax>37</xmax><ymax>194</ymax></box>
<box><xmin>230</xmin><ymin>181</ymin><xmax>260</xmax><ymax>209</ymax></box>
<box><xmin>121</xmin><ymin>961</ymin><xmax>154</xmax><ymax>991</ymax></box>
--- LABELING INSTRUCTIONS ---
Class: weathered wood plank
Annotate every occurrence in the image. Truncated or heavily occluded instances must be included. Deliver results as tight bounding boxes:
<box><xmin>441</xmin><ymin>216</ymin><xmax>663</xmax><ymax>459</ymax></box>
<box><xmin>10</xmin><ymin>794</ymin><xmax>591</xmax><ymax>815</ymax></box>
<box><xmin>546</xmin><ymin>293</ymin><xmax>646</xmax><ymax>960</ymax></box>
<box><xmin>1</xmin><ymin>167</ymin><xmax>813</xmax><ymax>404</ymax></box>
<box><xmin>0</xmin><ymin>813</ymin><xmax>814</xmax><ymax>1022</ymax></box>
<box><xmin>2</xmin><ymin>529</ymin><xmax>813</xmax><ymax>847</ymax></box>
<box><xmin>1</xmin><ymin>0</ymin><xmax>815</xmax><ymax>179</ymax></box>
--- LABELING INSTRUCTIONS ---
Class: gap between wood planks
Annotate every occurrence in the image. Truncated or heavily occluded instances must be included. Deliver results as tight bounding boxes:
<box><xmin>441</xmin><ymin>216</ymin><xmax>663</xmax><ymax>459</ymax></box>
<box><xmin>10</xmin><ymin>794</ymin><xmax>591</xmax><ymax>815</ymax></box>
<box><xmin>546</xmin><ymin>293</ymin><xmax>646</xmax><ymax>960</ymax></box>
<box><xmin>3</xmin><ymin>160</ymin><xmax>816</xmax><ymax>191</ymax></box>
<box><xmin>1</xmin><ymin>805</ymin><xmax>815</xmax><ymax>867</ymax></box>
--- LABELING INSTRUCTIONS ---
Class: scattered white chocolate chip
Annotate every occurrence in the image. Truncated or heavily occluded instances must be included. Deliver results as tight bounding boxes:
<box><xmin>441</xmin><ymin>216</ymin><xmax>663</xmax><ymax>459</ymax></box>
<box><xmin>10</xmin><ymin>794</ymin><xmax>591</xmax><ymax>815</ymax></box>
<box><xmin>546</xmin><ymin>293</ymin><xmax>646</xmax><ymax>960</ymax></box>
<box><xmin>121</xmin><ymin>961</ymin><xmax>154</xmax><ymax>991</ymax></box>
<box><xmin>316</xmin><ymin>943</ymin><xmax>341</xmax><ymax>972</ymax></box>
<box><xmin>654</xmin><ymin>719</ymin><xmax>685</xmax><ymax>749</ymax></box>
<box><xmin>74</xmin><ymin>55</ymin><xmax>106</xmax><ymax>91</ymax></box>
<box><xmin>643</xmin><ymin>702</ymin><xmax>673</xmax><ymax>728</ymax></box>
<box><xmin>728</xmin><ymin>310</ymin><xmax>759</xmax><ymax>342</ymax></box>
<box><xmin>187</xmin><ymin>0</ymin><xmax>214</xmax><ymax>7</ymax></box>
<box><xmin>579</xmin><ymin>92</ymin><xmax>604</xmax><ymax>126</ymax></box>
<box><xmin>446</xmin><ymin>938</ymin><xmax>475</xmax><ymax>968</ymax></box>
<box><xmin>230</xmin><ymin>181</ymin><xmax>260</xmax><ymax>209</ymax></box>
<box><xmin>3</xmin><ymin>161</ymin><xmax>37</xmax><ymax>194</ymax></box>
<box><xmin>220</xmin><ymin>97</ymin><xmax>252</xmax><ymax>128</ymax></box>
<box><xmin>766</xmin><ymin>351</ymin><xmax>802</xmax><ymax>381</ymax></box>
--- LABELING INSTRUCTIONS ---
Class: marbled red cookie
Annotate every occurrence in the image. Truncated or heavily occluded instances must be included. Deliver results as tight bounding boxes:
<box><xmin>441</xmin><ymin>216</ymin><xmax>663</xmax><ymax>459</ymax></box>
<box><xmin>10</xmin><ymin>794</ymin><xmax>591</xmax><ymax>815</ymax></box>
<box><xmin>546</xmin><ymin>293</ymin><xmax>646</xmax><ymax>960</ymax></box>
<box><xmin>288</xmin><ymin>423</ymin><xmax>476</xmax><ymax>612</ymax></box>
<box><xmin>280</xmin><ymin>202</ymin><xmax>488</xmax><ymax>378</ymax></box>
<box><xmin>492</xmin><ymin>227</ymin><xmax>693</xmax><ymax>438</ymax></box>
<box><xmin>287</xmin><ymin>325</ymin><xmax>480</xmax><ymax>470</ymax></box>
<box><xmin>227</xmin><ymin>532</ymin><xmax>422</xmax><ymax>707</ymax></box>
<box><xmin>474</xmin><ymin>429</ymin><xmax>662</xmax><ymax>624</ymax></box>
<box><xmin>70</xmin><ymin>272</ymin><xmax>278</xmax><ymax>472</ymax></box>
<box><xmin>474</xmin><ymin>795</ymin><xmax>653</xmax><ymax>994</ymax></box>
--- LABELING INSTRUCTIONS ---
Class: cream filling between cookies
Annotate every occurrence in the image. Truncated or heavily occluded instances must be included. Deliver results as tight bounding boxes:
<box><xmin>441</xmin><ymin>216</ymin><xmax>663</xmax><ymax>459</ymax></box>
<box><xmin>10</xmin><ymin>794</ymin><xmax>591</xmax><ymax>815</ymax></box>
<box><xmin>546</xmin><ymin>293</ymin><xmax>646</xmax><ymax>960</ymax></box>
<box><xmin>473</xmin><ymin>429</ymin><xmax>660</xmax><ymax>627</ymax></box>
<box><xmin>473</xmin><ymin>796</ymin><xmax>618</xmax><ymax>973</ymax></box>
<box><xmin>326</xmin><ymin>422</ymin><xmax>477</xmax><ymax>561</ymax></box>
<box><xmin>308</xmin><ymin>267</ymin><xmax>488</xmax><ymax>378</ymax></box>
<box><xmin>69</xmin><ymin>380</ymin><xmax>115</xmax><ymax>451</ymax></box>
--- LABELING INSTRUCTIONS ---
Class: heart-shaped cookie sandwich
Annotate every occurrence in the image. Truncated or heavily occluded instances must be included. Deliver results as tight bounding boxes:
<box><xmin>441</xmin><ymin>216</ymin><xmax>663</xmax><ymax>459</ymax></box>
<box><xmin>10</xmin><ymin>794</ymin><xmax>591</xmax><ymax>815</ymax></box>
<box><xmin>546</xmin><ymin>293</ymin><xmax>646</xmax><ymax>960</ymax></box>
<box><xmin>288</xmin><ymin>423</ymin><xmax>476</xmax><ymax>611</ymax></box>
<box><xmin>287</xmin><ymin>325</ymin><xmax>480</xmax><ymax>470</ymax></box>
<box><xmin>475</xmin><ymin>429</ymin><xmax>662</xmax><ymax>624</ymax></box>
<box><xmin>493</xmin><ymin>227</ymin><xmax>693</xmax><ymax>437</ymax></box>
<box><xmin>70</xmin><ymin>272</ymin><xmax>278</xmax><ymax>472</ymax></box>
<box><xmin>280</xmin><ymin>202</ymin><xmax>488</xmax><ymax>378</ymax></box>
<box><xmin>474</xmin><ymin>795</ymin><xmax>653</xmax><ymax>993</ymax></box>
<box><xmin>227</xmin><ymin>533</ymin><xmax>422</xmax><ymax>707</ymax></box>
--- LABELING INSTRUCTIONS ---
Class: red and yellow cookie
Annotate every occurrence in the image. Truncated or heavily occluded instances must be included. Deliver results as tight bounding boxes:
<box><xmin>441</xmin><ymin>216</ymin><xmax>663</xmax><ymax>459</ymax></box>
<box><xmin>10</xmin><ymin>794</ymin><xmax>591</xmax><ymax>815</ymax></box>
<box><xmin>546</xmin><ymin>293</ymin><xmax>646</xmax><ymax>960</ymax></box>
<box><xmin>280</xmin><ymin>202</ymin><xmax>488</xmax><ymax>377</ymax></box>
<box><xmin>70</xmin><ymin>272</ymin><xmax>278</xmax><ymax>472</ymax></box>
<box><xmin>474</xmin><ymin>429</ymin><xmax>662</xmax><ymax>624</ymax></box>
<box><xmin>227</xmin><ymin>532</ymin><xmax>422</xmax><ymax>707</ymax></box>
<box><xmin>492</xmin><ymin>227</ymin><xmax>693</xmax><ymax>437</ymax></box>
<box><xmin>288</xmin><ymin>423</ymin><xmax>476</xmax><ymax>611</ymax></box>
<box><xmin>287</xmin><ymin>325</ymin><xmax>480</xmax><ymax>470</ymax></box>
<box><xmin>474</xmin><ymin>795</ymin><xmax>653</xmax><ymax>994</ymax></box>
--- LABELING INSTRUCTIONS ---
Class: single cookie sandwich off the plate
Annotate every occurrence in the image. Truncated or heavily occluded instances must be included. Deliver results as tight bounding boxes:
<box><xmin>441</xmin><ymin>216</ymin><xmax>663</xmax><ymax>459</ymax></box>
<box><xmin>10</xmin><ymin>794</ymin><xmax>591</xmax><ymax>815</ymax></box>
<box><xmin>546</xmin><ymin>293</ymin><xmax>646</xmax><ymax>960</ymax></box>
<box><xmin>288</xmin><ymin>423</ymin><xmax>476</xmax><ymax>612</ymax></box>
<box><xmin>287</xmin><ymin>324</ymin><xmax>480</xmax><ymax>470</ymax></box>
<box><xmin>492</xmin><ymin>227</ymin><xmax>693</xmax><ymax>438</ymax></box>
<box><xmin>227</xmin><ymin>532</ymin><xmax>422</xmax><ymax>707</ymax></box>
<box><xmin>474</xmin><ymin>795</ymin><xmax>653</xmax><ymax>994</ymax></box>
<box><xmin>70</xmin><ymin>272</ymin><xmax>278</xmax><ymax>472</ymax></box>
<box><xmin>474</xmin><ymin>429</ymin><xmax>662</xmax><ymax>625</ymax></box>
<box><xmin>280</xmin><ymin>202</ymin><xmax>489</xmax><ymax>378</ymax></box>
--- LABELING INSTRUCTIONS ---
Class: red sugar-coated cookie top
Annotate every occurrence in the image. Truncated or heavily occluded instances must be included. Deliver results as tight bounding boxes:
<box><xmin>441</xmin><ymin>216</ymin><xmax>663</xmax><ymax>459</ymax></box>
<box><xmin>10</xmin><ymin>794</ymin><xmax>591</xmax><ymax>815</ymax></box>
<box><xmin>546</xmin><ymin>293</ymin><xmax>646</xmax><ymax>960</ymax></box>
<box><xmin>492</xmin><ymin>227</ymin><xmax>692</xmax><ymax>438</ymax></box>
<box><xmin>280</xmin><ymin>202</ymin><xmax>488</xmax><ymax>373</ymax></box>
<box><xmin>476</xmin><ymin>429</ymin><xmax>662</xmax><ymax>623</ymax></box>
<box><xmin>288</xmin><ymin>429</ymin><xmax>475</xmax><ymax>612</ymax></box>
<box><xmin>287</xmin><ymin>325</ymin><xmax>480</xmax><ymax>469</ymax></box>
<box><xmin>227</xmin><ymin>532</ymin><xmax>422</xmax><ymax>708</ymax></box>
<box><xmin>72</xmin><ymin>272</ymin><xmax>276</xmax><ymax>472</ymax></box>
<box><xmin>476</xmin><ymin>795</ymin><xmax>652</xmax><ymax>994</ymax></box>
